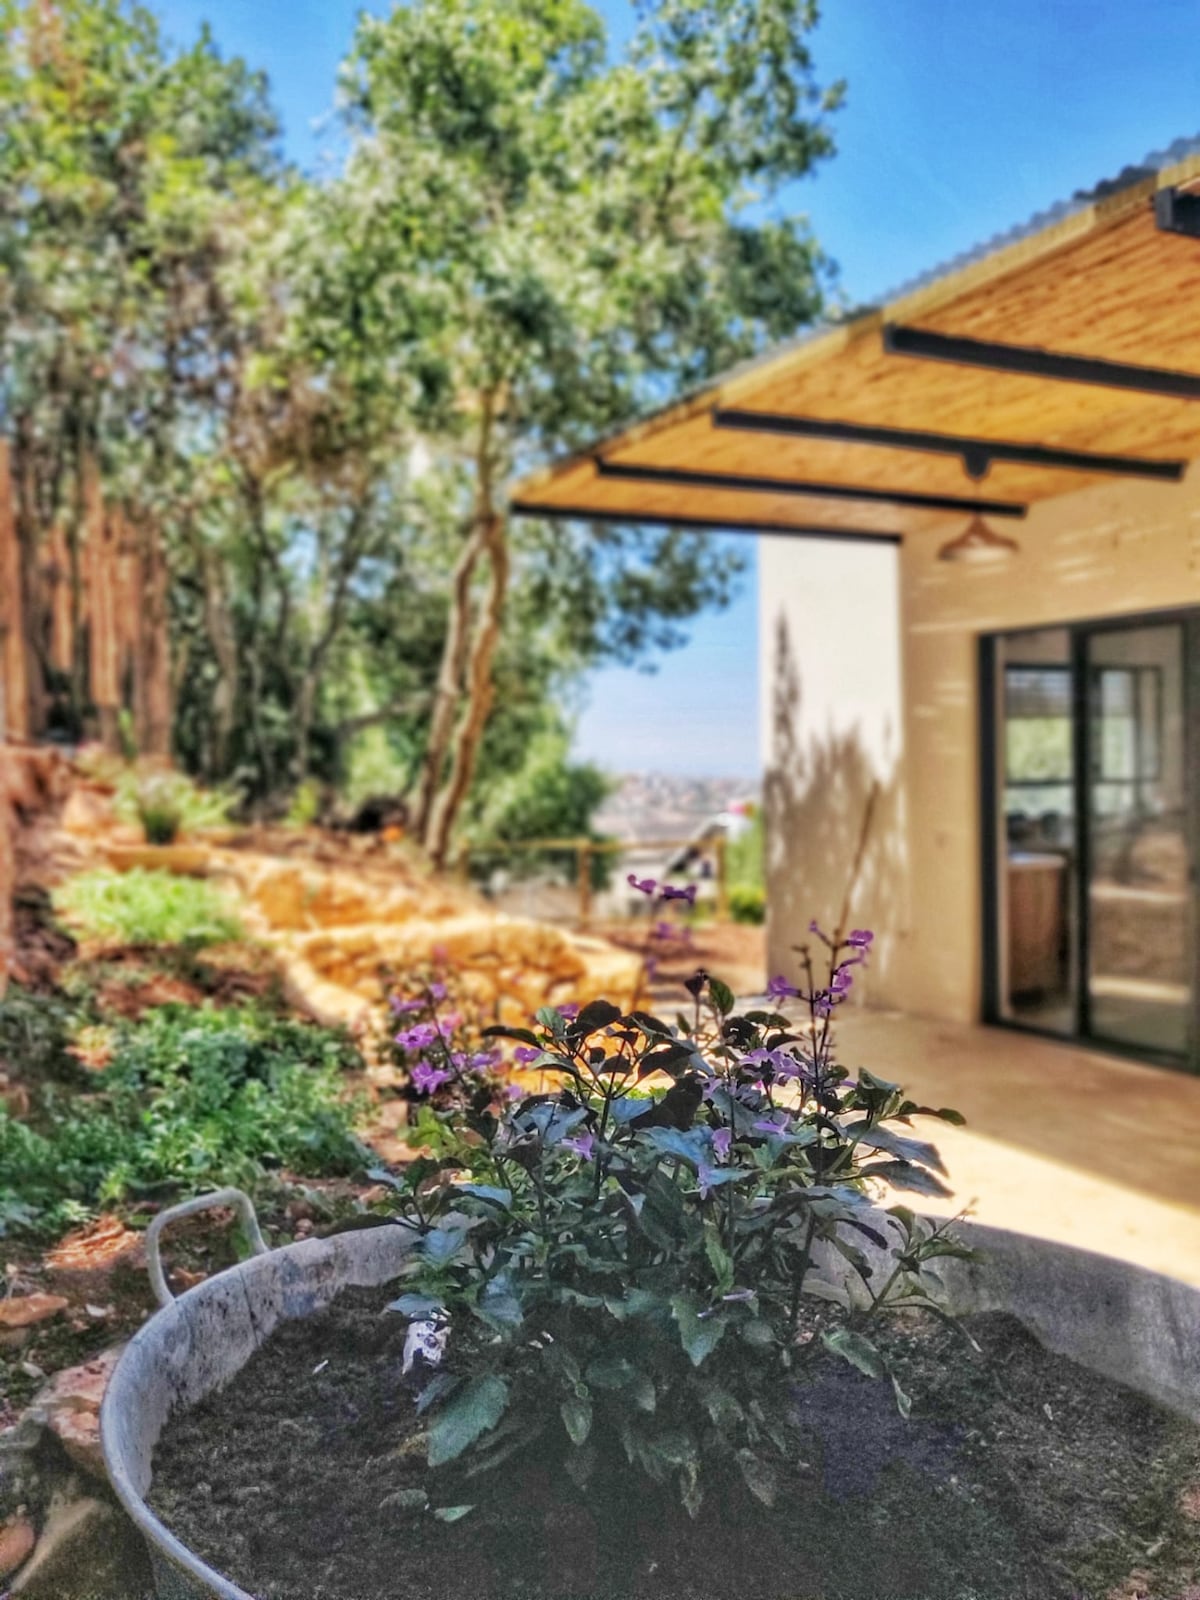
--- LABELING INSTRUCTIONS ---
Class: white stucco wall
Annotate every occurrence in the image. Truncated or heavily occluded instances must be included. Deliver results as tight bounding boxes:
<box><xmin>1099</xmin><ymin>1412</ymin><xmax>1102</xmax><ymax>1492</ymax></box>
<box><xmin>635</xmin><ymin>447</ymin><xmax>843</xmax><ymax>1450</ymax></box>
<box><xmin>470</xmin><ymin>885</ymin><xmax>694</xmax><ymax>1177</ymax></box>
<box><xmin>761</xmin><ymin>467</ymin><xmax>1200</xmax><ymax>1022</ymax></box>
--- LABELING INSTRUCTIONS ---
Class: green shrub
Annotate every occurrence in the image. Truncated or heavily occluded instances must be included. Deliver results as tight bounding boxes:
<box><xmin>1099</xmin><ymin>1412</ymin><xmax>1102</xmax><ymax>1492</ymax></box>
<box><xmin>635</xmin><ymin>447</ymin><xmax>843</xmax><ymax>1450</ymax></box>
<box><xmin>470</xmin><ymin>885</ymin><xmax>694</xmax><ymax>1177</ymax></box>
<box><xmin>53</xmin><ymin>869</ymin><xmax>244</xmax><ymax>948</ymax></box>
<box><xmin>381</xmin><ymin>928</ymin><xmax>968</xmax><ymax>1517</ymax></box>
<box><xmin>728</xmin><ymin>884</ymin><xmax>766</xmax><ymax>925</ymax></box>
<box><xmin>114</xmin><ymin>768</ymin><xmax>234</xmax><ymax>842</ymax></box>
<box><xmin>0</xmin><ymin>1004</ymin><xmax>366</xmax><ymax>1236</ymax></box>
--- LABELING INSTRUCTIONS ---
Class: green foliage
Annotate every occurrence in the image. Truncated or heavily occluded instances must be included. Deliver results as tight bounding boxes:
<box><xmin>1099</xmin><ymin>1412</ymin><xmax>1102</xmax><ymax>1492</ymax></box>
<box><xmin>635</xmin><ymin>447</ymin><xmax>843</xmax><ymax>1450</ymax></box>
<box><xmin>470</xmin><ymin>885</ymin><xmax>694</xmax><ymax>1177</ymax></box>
<box><xmin>115</xmin><ymin>770</ymin><xmax>234</xmax><ymax>843</ymax></box>
<box><xmin>53</xmin><ymin>870</ymin><xmax>244</xmax><ymax>948</ymax></box>
<box><xmin>729</xmin><ymin>885</ymin><xmax>766</xmax><ymax>925</ymax></box>
<box><xmin>381</xmin><ymin>930</ymin><xmax>970</xmax><ymax>1515</ymax></box>
<box><xmin>0</xmin><ymin>1003</ymin><xmax>364</xmax><ymax>1236</ymax></box>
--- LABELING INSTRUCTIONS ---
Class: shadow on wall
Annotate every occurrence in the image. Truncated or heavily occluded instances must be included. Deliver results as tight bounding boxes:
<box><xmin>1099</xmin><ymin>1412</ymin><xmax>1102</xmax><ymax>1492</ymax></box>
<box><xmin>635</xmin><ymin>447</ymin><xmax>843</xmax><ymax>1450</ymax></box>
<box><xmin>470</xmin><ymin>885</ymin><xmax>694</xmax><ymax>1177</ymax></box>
<box><xmin>763</xmin><ymin>613</ymin><xmax>910</xmax><ymax>1006</ymax></box>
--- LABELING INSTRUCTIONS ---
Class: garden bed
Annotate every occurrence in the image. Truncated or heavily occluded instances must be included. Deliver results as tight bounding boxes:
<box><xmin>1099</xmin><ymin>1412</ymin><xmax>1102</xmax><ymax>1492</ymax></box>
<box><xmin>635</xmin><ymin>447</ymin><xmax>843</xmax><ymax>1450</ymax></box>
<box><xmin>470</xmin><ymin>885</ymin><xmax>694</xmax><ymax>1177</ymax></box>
<box><xmin>149</xmin><ymin>1278</ymin><xmax>1200</xmax><ymax>1600</ymax></box>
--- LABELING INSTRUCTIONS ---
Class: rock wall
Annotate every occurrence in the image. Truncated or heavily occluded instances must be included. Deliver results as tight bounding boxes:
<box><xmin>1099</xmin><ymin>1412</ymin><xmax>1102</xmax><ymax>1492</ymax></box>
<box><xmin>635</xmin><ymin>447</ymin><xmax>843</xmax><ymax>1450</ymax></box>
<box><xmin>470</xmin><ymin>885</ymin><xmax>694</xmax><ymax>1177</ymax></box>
<box><xmin>224</xmin><ymin>852</ymin><xmax>644</xmax><ymax>1027</ymax></box>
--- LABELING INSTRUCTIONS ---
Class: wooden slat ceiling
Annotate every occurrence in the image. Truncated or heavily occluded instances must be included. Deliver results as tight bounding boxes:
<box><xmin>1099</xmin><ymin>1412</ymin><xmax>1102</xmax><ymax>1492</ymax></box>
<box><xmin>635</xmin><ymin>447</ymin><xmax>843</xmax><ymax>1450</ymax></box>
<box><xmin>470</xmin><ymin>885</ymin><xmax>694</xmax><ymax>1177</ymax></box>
<box><xmin>510</xmin><ymin>153</ymin><xmax>1200</xmax><ymax>542</ymax></box>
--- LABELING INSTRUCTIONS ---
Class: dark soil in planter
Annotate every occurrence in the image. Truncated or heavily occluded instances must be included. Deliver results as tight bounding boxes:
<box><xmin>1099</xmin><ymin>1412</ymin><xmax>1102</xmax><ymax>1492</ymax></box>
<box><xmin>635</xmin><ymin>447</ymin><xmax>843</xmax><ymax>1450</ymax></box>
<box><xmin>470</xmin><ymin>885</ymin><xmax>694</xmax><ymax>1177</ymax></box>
<box><xmin>149</xmin><ymin>1282</ymin><xmax>1200</xmax><ymax>1600</ymax></box>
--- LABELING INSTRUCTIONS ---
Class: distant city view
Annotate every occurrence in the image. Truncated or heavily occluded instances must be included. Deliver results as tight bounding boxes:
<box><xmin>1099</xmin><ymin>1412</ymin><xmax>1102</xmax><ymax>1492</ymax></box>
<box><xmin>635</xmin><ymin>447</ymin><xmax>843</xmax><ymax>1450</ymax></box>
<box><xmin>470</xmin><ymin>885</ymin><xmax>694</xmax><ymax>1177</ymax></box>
<box><xmin>593</xmin><ymin>772</ymin><xmax>759</xmax><ymax>845</ymax></box>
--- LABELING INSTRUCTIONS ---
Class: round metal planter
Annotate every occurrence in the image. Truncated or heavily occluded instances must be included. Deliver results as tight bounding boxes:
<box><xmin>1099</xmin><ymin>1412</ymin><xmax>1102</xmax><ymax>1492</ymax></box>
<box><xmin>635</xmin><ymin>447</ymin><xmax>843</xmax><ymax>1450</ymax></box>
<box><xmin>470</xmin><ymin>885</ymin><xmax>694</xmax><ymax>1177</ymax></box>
<box><xmin>101</xmin><ymin>1192</ymin><xmax>1200</xmax><ymax>1600</ymax></box>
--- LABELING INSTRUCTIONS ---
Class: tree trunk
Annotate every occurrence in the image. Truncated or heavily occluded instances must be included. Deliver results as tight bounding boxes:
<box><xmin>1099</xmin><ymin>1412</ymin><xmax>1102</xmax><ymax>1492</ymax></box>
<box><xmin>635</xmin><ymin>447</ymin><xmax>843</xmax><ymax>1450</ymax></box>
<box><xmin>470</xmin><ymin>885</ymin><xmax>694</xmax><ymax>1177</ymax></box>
<box><xmin>413</xmin><ymin>394</ymin><xmax>499</xmax><ymax>839</ymax></box>
<box><xmin>425</xmin><ymin>508</ymin><xmax>509</xmax><ymax>869</ymax></box>
<box><xmin>412</xmin><ymin>521</ymin><xmax>488</xmax><ymax>836</ymax></box>
<box><xmin>0</xmin><ymin>441</ymin><xmax>29</xmax><ymax>743</ymax></box>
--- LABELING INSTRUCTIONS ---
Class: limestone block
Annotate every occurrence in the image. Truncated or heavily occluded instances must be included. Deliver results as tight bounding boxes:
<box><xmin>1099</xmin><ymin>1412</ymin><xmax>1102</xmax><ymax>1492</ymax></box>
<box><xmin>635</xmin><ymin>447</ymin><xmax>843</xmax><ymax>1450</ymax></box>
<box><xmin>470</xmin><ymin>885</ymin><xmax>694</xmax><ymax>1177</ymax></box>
<box><xmin>28</xmin><ymin>1346</ymin><xmax>125</xmax><ymax>1480</ymax></box>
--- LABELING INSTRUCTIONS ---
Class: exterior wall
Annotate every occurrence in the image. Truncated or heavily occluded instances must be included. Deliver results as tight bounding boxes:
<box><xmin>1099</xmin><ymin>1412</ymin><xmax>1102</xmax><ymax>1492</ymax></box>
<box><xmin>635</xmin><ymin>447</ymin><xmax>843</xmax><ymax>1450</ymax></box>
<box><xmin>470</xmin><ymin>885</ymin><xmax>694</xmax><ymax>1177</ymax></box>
<box><xmin>759</xmin><ymin>535</ymin><xmax>909</xmax><ymax>998</ymax></box>
<box><xmin>762</xmin><ymin>467</ymin><xmax>1200</xmax><ymax>1023</ymax></box>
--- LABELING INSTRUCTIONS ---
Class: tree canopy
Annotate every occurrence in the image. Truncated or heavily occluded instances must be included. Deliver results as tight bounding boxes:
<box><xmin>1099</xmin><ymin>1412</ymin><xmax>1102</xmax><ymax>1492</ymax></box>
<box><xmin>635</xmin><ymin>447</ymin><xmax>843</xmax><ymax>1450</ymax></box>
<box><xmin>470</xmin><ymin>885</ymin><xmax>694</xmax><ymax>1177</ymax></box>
<box><xmin>0</xmin><ymin>0</ymin><xmax>842</xmax><ymax>860</ymax></box>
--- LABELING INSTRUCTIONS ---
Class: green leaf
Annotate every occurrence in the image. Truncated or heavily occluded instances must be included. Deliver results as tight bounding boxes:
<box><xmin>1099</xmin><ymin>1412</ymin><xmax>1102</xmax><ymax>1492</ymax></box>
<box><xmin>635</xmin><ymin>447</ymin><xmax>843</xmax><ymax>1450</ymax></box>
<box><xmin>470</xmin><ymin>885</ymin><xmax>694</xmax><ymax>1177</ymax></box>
<box><xmin>862</xmin><ymin>1160</ymin><xmax>953</xmax><ymax>1198</ymax></box>
<box><xmin>586</xmin><ymin>1355</ymin><xmax>656</xmax><ymax>1412</ymax></box>
<box><xmin>385</xmin><ymin>1292</ymin><xmax>444</xmax><ymax>1318</ymax></box>
<box><xmin>477</xmin><ymin>1272</ymin><xmax>523</xmax><ymax>1329</ymax></box>
<box><xmin>560</xmin><ymin>1395</ymin><xmax>593</xmax><ymax>1446</ymax></box>
<box><xmin>427</xmin><ymin>1375</ymin><xmax>510</xmax><ymax>1467</ymax></box>
<box><xmin>671</xmin><ymin>1294</ymin><xmax>726</xmax><ymax>1366</ymax></box>
<box><xmin>481</xmin><ymin>1026</ymin><xmax>542</xmax><ymax>1047</ymax></box>
<box><xmin>416</xmin><ymin>1372</ymin><xmax>460</xmax><ymax>1416</ymax></box>
<box><xmin>820</xmin><ymin>1326</ymin><xmax>886</xmax><ymax>1379</ymax></box>
<box><xmin>570</xmin><ymin>999</ymin><xmax>623</xmax><ymax>1036</ymax></box>
<box><xmin>739</xmin><ymin>1318</ymin><xmax>776</xmax><ymax>1348</ymax></box>
<box><xmin>736</xmin><ymin>1448</ymin><xmax>779</xmax><ymax>1507</ymax></box>
<box><xmin>708</xmin><ymin>977</ymin><xmax>736</xmax><ymax>1015</ymax></box>
<box><xmin>433</xmin><ymin>1505</ymin><xmax>475</xmax><ymax>1523</ymax></box>
<box><xmin>420</xmin><ymin>1225</ymin><xmax>470</xmax><ymax>1265</ymax></box>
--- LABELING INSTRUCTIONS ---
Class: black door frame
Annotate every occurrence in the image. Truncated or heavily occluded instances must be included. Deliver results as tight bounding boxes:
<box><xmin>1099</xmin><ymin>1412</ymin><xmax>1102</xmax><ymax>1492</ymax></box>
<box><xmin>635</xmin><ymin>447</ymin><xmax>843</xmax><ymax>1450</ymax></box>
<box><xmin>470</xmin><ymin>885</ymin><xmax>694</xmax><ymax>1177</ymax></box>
<box><xmin>979</xmin><ymin>605</ymin><xmax>1200</xmax><ymax>1074</ymax></box>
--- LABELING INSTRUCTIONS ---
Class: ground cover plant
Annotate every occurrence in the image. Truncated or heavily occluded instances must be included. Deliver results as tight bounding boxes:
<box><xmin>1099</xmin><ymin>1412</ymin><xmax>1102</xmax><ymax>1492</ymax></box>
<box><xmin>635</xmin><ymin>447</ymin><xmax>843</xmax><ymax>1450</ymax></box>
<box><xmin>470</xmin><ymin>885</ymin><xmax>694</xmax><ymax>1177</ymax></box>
<box><xmin>0</xmin><ymin>998</ymin><xmax>365</xmax><ymax>1239</ymax></box>
<box><xmin>380</xmin><ymin>915</ymin><xmax>969</xmax><ymax>1515</ymax></box>
<box><xmin>52</xmin><ymin>868</ymin><xmax>244</xmax><ymax>948</ymax></box>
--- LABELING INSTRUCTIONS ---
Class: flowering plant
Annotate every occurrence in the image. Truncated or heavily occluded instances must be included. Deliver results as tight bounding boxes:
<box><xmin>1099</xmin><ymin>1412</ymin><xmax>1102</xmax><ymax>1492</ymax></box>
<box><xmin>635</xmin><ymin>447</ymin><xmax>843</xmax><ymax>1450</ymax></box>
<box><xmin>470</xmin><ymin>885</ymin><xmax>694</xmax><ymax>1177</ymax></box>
<box><xmin>380</xmin><ymin>925</ymin><xmax>970</xmax><ymax>1516</ymax></box>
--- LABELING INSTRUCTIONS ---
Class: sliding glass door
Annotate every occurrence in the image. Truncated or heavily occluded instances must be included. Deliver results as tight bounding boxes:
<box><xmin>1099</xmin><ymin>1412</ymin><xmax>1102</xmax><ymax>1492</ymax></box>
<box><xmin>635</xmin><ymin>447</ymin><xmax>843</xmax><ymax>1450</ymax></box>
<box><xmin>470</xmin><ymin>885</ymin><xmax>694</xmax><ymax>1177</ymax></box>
<box><xmin>1085</xmin><ymin>623</ymin><xmax>1191</xmax><ymax>1056</ymax></box>
<box><xmin>985</xmin><ymin>611</ymin><xmax>1198</xmax><ymax>1069</ymax></box>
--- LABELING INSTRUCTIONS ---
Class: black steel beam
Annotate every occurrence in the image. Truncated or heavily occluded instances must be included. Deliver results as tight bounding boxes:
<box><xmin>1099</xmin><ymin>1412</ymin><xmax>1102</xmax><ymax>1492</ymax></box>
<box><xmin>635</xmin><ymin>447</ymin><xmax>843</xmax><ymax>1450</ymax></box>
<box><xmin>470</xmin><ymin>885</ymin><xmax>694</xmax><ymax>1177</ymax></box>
<box><xmin>1155</xmin><ymin>186</ymin><xmax>1200</xmax><ymax>240</ymax></box>
<box><xmin>593</xmin><ymin>456</ymin><xmax>1026</xmax><ymax>518</ymax></box>
<box><xmin>883</xmin><ymin>321</ymin><xmax>1200</xmax><ymax>402</ymax></box>
<box><xmin>509</xmin><ymin>500</ymin><xmax>903</xmax><ymax>544</ymax></box>
<box><xmin>712</xmin><ymin>406</ymin><xmax>1186</xmax><ymax>484</ymax></box>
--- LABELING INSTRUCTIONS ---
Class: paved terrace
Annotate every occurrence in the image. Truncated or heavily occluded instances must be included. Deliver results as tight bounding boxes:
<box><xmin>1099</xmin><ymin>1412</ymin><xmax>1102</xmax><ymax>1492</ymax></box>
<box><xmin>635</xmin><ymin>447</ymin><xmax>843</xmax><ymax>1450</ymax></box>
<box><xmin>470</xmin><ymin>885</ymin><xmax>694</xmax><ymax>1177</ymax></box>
<box><xmin>833</xmin><ymin>1009</ymin><xmax>1200</xmax><ymax>1287</ymax></box>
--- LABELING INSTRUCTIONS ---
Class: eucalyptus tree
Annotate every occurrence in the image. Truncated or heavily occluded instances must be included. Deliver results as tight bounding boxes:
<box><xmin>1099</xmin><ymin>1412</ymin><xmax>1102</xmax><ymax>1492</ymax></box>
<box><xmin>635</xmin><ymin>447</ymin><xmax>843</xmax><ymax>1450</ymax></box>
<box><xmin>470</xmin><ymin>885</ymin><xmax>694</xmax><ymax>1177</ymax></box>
<box><xmin>0</xmin><ymin>0</ymin><xmax>280</xmax><ymax>740</ymax></box>
<box><xmin>339</xmin><ymin>0</ymin><xmax>841</xmax><ymax>866</ymax></box>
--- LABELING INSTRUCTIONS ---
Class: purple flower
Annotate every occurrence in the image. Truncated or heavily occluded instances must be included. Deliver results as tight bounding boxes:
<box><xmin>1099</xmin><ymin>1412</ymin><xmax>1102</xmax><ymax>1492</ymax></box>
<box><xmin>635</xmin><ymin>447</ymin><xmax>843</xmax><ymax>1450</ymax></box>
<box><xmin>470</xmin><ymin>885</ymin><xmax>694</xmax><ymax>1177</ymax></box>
<box><xmin>557</xmin><ymin>1003</ymin><xmax>580</xmax><ymax>1021</ymax></box>
<box><xmin>562</xmin><ymin>1132</ymin><xmax>596</xmax><ymax>1161</ymax></box>
<box><xmin>753</xmin><ymin>1114</ymin><xmax>793</xmax><ymax>1138</ymax></box>
<box><xmin>628</xmin><ymin>873</ymin><xmax>657</xmax><ymax>895</ymax></box>
<box><xmin>661</xmin><ymin>882</ymin><xmax>697</xmax><ymax>905</ymax></box>
<box><xmin>505</xmin><ymin>1082</ymin><xmax>524</xmax><ymax>1099</ymax></box>
<box><xmin>830</xmin><ymin>967</ymin><xmax>853</xmax><ymax>995</ymax></box>
<box><xmin>697</xmin><ymin>1162</ymin><xmax>721</xmax><ymax>1199</ymax></box>
<box><xmin>513</xmin><ymin>1045</ymin><xmax>540</xmax><ymax>1065</ymax></box>
<box><xmin>452</xmin><ymin>1049</ymin><xmax>497</xmax><ymax>1072</ymax></box>
<box><xmin>808</xmin><ymin>918</ymin><xmax>829</xmax><ymax>940</ymax></box>
<box><xmin>766</xmin><ymin>974</ymin><xmax>799</xmax><ymax>1002</ymax></box>
<box><xmin>846</xmin><ymin>929</ymin><xmax>874</xmax><ymax>949</ymax></box>
<box><xmin>390</xmin><ymin>995</ymin><xmax>426</xmax><ymax>1015</ymax></box>
<box><xmin>395</xmin><ymin>1022</ymin><xmax>438</xmax><ymax>1051</ymax></box>
<box><xmin>711</xmin><ymin>1126</ymin><xmax>732</xmax><ymax>1159</ymax></box>
<box><xmin>652</xmin><ymin>920</ymin><xmax>677</xmax><ymax>941</ymax></box>
<box><xmin>411</xmin><ymin>1061</ymin><xmax>452</xmax><ymax>1095</ymax></box>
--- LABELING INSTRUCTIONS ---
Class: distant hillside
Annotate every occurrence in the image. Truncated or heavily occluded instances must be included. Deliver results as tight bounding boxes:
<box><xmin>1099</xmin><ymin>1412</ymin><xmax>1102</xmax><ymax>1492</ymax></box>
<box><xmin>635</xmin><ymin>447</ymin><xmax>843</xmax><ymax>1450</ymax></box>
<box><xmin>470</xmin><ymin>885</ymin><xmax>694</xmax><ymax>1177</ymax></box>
<box><xmin>593</xmin><ymin>773</ymin><xmax>759</xmax><ymax>844</ymax></box>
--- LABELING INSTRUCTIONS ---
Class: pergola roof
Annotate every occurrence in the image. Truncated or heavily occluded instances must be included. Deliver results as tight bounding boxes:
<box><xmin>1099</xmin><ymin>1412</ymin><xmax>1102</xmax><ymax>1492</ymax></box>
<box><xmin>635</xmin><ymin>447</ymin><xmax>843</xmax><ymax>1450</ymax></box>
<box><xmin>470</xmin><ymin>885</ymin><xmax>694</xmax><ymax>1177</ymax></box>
<box><xmin>510</xmin><ymin>137</ymin><xmax>1200</xmax><ymax>544</ymax></box>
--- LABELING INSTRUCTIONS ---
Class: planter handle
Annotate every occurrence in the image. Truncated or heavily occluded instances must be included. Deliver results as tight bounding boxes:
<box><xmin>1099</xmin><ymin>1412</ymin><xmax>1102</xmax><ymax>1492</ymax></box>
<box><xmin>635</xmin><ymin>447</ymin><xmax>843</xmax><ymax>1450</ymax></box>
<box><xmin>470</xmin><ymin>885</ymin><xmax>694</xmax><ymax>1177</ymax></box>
<box><xmin>145</xmin><ymin>1188</ymin><xmax>270</xmax><ymax>1308</ymax></box>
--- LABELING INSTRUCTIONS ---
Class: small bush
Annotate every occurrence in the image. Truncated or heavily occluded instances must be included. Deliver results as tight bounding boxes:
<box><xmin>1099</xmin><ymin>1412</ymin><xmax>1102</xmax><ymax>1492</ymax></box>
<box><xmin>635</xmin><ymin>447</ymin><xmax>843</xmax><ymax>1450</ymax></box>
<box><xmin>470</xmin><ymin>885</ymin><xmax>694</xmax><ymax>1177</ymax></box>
<box><xmin>380</xmin><ymin>921</ymin><xmax>969</xmax><ymax>1518</ymax></box>
<box><xmin>0</xmin><ymin>1003</ymin><xmax>365</xmax><ymax>1235</ymax></box>
<box><xmin>729</xmin><ymin>884</ymin><xmax>766</xmax><ymax>925</ymax></box>
<box><xmin>114</xmin><ymin>768</ymin><xmax>234</xmax><ymax>842</ymax></box>
<box><xmin>53</xmin><ymin>869</ymin><xmax>244</xmax><ymax>948</ymax></box>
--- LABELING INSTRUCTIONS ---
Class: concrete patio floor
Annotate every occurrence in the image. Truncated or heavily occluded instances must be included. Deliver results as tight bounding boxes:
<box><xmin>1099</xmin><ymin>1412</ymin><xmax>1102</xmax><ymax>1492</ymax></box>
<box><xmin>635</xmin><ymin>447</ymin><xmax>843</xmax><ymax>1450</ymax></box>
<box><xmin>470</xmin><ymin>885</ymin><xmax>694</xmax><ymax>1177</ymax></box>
<box><xmin>833</xmin><ymin>1009</ymin><xmax>1200</xmax><ymax>1287</ymax></box>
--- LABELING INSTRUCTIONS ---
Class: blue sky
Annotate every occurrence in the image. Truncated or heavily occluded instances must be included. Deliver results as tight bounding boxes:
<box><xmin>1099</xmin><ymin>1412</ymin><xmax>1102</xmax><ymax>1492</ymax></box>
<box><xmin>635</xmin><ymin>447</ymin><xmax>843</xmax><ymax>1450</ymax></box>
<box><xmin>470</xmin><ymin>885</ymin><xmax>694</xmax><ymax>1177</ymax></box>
<box><xmin>155</xmin><ymin>0</ymin><xmax>1200</xmax><ymax>778</ymax></box>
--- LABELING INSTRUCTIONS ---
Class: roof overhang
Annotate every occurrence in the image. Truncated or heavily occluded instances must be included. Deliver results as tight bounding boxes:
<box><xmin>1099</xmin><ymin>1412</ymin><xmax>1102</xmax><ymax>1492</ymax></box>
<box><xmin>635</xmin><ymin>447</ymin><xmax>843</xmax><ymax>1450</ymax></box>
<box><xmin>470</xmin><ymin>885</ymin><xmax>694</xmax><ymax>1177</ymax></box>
<box><xmin>510</xmin><ymin>148</ymin><xmax>1200</xmax><ymax>545</ymax></box>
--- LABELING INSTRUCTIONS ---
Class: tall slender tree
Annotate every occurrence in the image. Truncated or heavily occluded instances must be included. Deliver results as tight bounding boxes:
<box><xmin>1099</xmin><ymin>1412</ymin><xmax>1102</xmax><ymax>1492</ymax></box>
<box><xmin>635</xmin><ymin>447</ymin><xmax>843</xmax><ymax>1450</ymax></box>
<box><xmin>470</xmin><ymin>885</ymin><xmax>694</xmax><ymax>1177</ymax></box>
<box><xmin>340</xmin><ymin>0</ymin><xmax>841</xmax><ymax>865</ymax></box>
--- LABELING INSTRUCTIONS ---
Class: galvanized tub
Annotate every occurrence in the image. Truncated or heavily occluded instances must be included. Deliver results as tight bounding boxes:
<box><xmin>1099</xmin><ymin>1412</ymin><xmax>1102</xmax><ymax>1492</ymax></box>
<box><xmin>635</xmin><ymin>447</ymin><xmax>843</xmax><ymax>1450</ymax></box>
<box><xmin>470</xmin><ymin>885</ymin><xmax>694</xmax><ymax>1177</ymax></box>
<box><xmin>101</xmin><ymin>1189</ymin><xmax>1200</xmax><ymax>1600</ymax></box>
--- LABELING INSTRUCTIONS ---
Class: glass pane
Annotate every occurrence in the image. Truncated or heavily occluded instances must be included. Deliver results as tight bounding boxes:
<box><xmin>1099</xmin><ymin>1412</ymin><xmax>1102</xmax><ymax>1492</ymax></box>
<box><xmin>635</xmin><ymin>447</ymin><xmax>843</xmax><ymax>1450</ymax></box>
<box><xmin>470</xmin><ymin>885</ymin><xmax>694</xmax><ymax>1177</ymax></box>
<box><xmin>996</xmin><ymin>630</ymin><xmax>1077</xmax><ymax>1035</ymax></box>
<box><xmin>1087</xmin><ymin>625</ymin><xmax>1190</xmax><ymax>1056</ymax></box>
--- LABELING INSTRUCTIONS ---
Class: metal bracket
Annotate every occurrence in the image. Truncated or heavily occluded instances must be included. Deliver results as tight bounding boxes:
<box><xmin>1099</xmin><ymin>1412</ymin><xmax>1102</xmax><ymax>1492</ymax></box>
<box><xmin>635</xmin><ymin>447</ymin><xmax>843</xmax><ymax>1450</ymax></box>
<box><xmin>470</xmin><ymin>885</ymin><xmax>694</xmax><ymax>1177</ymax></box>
<box><xmin>1155</xmin><ymin>186</ymin><xmax>1200</xmax><ymax>239</ymax></box>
